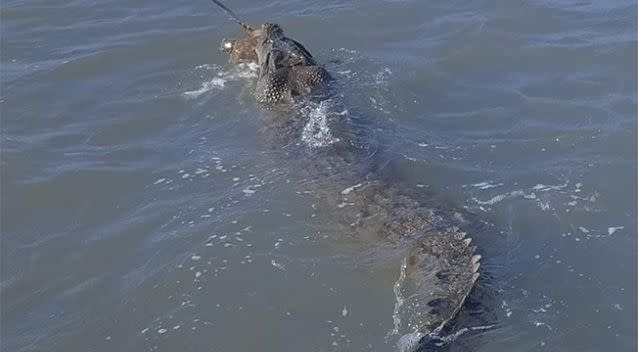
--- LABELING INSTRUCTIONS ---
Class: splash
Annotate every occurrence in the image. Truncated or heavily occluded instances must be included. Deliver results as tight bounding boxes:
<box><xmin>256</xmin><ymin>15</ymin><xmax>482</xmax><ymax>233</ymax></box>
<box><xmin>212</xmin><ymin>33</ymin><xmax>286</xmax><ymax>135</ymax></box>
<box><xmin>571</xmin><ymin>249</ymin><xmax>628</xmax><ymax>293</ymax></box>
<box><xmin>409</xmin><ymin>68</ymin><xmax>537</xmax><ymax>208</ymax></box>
<box><xmin>183</xmin><ymin>78</ymin><xmax>227</xmax><ymax>98</ymax></box>
<box><xmin>301</xmin><ymin>100</ymin><xmax>343</xmax><ymax>148</ymax></box>
<box><xmin>465</xmin><ymin>180</ymin><xmax>602</xmax><ymax>214</ymax></box>
<box><xmin>397</xmin><ymin>331</ymin><xmax>424</xmax><ymax>352</ymax></box>
<box><xmin>390</xmin><ymin>257</ymin><xmax>408</xmax><ymax>336</ymax></box>
<box><xmin>183</xmin><ymin>62</ymin><xmax>258</xmax><ymax>99</ymax></box>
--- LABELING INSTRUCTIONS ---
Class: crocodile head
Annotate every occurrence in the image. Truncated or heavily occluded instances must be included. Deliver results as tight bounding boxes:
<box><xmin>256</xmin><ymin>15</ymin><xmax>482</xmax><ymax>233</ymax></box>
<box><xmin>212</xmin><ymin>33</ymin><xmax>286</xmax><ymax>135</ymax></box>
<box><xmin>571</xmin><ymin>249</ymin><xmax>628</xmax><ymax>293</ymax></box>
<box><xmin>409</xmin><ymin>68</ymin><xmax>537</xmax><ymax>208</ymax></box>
<box><xmin>253</xmin><ymin>23</ymin><xmax>332</xmax><ymax>104</ymax></box>
<box><xmin>220</xmin><ymin>23</ymin><xmax>287</xmax><ymax>65</ymax></box>
<box><xmin>220</xmin><ymin>26</ymin><xmax>262</xmax><ymax>64</ymax></box>
<box><xmin>255</xmin><ymin>23</ymin><xmax>294</xmax><ymax>72</ymax></box>
<box><xmin>252</xmin><ymin>23</ymin><xmax>294</xmax><ymax>104</ymax></box>
<box><xmin>222</xmin><ymin>22</ymin><xmax>320</xmax><ymax>67</ymax></box>
<box><xmin>220</xmin><ymin>22</ymin><xmax>331</xmax><ymax>104</ymax></box>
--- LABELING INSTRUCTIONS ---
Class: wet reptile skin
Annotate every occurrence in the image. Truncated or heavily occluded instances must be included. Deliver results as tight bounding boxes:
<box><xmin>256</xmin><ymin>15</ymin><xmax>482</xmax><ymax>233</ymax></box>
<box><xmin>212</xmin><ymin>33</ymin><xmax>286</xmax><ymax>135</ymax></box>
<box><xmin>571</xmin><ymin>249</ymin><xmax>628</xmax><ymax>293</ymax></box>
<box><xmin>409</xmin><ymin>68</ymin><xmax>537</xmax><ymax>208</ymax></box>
<box><xmin>254</xmin><ymin>23</ymin><xmax>331</xmax><ymax>104</ymax></box>
<box><xmin>220</xmin><ymin>22</ymin><xmax>482</xmax><ymax>350</ymax></box>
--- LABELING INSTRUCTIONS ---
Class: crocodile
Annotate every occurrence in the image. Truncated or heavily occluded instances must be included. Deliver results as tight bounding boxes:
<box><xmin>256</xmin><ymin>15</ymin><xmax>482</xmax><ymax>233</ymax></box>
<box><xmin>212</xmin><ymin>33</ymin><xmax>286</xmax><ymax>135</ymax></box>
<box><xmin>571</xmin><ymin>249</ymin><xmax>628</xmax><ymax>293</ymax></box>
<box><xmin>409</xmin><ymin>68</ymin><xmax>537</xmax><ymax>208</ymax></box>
<box><xmin>221</xmin><ymin>22</ymin><xmax>331</xmax><ymax>104</ymax></box>
<box><xmin>211</xmin><ymin>2</ymin><xmax>483</xmax><ymax>350</ymax></box>
<box><xmin>253</xmin><ymin>23</ymin><xmax>331</xmax><ymax>104</ymax></box>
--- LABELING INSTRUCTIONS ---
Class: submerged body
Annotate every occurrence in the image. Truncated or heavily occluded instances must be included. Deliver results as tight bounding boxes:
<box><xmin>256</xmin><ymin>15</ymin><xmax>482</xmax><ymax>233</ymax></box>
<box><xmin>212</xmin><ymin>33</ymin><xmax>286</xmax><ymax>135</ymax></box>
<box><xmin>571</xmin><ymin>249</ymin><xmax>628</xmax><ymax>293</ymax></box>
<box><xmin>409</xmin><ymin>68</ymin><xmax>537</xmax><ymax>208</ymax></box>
<box><xmin>219</xmin><ymin>21</ymin><xmax>482</xmax><ymax>351</ymax></box>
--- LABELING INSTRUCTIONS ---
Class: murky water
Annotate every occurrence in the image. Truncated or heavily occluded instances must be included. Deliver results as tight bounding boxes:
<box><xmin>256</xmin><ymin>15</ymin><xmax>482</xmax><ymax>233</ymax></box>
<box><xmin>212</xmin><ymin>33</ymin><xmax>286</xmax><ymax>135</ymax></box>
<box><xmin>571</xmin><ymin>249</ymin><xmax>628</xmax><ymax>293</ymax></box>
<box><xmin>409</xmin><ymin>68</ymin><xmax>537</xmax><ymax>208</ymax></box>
<box><xmin>2</xmin><ymin>0</ymin><xmax>636</xmax><ymax>351</ymax></box>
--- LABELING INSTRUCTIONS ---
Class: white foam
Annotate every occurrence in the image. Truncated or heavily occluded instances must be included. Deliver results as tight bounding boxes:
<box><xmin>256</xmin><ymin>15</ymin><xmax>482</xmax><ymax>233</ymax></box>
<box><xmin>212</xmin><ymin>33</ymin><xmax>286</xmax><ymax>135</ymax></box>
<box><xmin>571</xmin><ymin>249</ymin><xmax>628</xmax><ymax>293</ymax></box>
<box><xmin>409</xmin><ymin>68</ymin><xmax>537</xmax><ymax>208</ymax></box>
<box><xmin>428</xmin><ymin>324</ymin><xmax>495</xmax><ymax>346</ymax></box>
<box><xmin>183</xmin><ymin>64</ymin><xmax>258</xmax><ymax>99</ymax></box>
<box><xmin>471</xmin><ymin>181</ymin><xmax>503</xmax><ymax>190</ymax></box>
<box><xmin>532</xmin><ymin>183</ymin><xmax>569</xmax><ymax>191</ymax></box>
<box><xmin>402</xmin><ymin>154</ymin><xmax>417</xmax><ymax>162</ymax></box>
<box><xmin>470</xmin><ymin>181</ymin><xmax>578</xmax><ymax>212</ymax></box>
<box><xmin>608</xmin><ymin>226</ymin><xmax>624</xmax><ymax>235</ymax></box>
<box><xmin>502</xmin><ymin>300</ymin><xmax>512</xmax><ymax>318</ymax></box>
<box><xmin>271</xmin><ymin>259</ymin><xmax>285</xmax><ymax>271</ymax></box>
<box><xmin>397</xmin><ymin>332</ymin><xmax>424</xmax><ymax>352</ymax></box>
<box><xmin>301</xmin><ymin>101</ymin><xmax>341</xmax><ymax>148</ymax></box>
<box><xmin>473</xmin><ymin>190</ymin><xmax>528</xmax><ymax>205</ymax></box>
<box><xmin>240</xmin><ymin>62</ymin><xmax>259</xmax><ymax>72</ymax></box>
<box><xmin>195</xmin><ymin>64</ymin><xmax>215</xmax><ymax>70</ymax></box>
<box><xmin>391</xmin><ymin>257</ymin><xmax>408</xmax><ymax>336</ymax></box>
<box><xmin>183</xmin><ymin>78</ymin><xmax>227</xmax><ymax>98</ymax></box>
<box><xmin>341</xmin><ymin>183</ymin><xmax>362</xmax><ymax>195</ymax></box>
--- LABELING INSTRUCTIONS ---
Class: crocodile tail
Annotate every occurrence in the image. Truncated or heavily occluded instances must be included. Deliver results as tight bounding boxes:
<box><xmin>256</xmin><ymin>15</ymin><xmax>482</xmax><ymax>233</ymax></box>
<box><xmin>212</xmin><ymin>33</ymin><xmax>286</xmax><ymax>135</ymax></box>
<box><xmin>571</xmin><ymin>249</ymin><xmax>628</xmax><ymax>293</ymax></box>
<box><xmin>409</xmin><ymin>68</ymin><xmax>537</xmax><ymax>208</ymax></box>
<box><xmin>399</xmin><ymin>228</ymin><xmax>480</xmax><ymax>337</ymax></box>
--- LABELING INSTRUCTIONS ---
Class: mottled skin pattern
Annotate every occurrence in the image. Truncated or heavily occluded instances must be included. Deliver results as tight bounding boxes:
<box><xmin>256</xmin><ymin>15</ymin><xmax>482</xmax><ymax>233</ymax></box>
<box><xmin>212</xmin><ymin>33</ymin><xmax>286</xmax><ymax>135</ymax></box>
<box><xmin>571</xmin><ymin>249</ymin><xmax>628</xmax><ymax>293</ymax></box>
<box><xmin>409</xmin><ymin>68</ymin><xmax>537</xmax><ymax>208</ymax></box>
<box><xmin>221</xmin><ymin>23</ymin><xmax>331</xmax><ymax>104</ymax></box>
<box><xmin>311</xmin><ymin>178</ymin><xmax>481</xmax><ymax>347</ymax></box>
<box><xmin>254</xmin><ymin>23</ymin><xmax>331</xmax><ymax>104</ymax></box>
<box><xmin>220</xmin><ymin>22</ymin><xmax>481</xmax><ymax>351</ymax></box>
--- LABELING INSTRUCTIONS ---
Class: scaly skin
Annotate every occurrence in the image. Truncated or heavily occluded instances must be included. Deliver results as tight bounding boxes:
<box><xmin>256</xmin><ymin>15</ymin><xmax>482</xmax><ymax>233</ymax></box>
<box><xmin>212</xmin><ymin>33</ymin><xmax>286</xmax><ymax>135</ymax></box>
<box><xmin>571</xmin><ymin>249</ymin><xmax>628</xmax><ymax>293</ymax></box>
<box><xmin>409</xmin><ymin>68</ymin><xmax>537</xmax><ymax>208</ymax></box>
<box><xmin>221</xmin><ymin>23</ymin><xmax>331</xmax><ymax>104</ymax></box>
<box><xmin>219</xmin><ymin>22</ymin><xmax>481</xmax><ymax>350</ymax></box>
<box><xmin>254</xmin><ymin>23</ymin><xmax>331</xmax><ymax>104</ymax></box>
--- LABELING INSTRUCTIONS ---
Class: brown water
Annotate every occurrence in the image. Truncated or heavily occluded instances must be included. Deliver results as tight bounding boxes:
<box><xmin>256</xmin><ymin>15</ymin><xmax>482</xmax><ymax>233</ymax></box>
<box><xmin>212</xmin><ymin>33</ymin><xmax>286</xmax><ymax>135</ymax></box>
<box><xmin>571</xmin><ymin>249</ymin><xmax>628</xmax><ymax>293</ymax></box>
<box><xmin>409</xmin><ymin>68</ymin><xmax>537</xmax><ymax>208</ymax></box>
<box><xmin>2</xmin><ymin>0</ymin><xmax>637</xmax><ymax>351</ymax></box>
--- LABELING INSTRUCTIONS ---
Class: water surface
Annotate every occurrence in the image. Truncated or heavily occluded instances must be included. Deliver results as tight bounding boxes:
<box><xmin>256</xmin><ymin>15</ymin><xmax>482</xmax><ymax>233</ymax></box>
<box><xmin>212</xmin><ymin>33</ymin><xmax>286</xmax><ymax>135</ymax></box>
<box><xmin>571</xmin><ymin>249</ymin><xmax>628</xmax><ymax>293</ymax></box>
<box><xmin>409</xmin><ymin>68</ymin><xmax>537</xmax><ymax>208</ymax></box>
<box><xmin>2</xmin><ymin>0</ymin><xmax>637</xmax><ymax>351</ymax></box>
